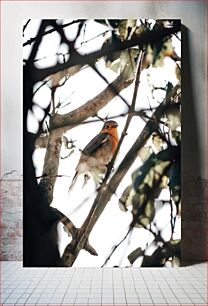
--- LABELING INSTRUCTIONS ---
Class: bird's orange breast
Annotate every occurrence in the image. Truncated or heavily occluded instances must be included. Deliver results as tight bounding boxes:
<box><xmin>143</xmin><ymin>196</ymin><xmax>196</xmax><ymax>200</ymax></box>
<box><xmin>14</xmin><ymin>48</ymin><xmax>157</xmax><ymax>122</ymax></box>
<box><xmin>107</xmin><ymin>128</ymin><xmax>119</xmax><ymax>154</ymax></box>
<box><xmin>109</xmin><ymin>134</ymin><xmax>119</xmax><ymax>154</ymax></box>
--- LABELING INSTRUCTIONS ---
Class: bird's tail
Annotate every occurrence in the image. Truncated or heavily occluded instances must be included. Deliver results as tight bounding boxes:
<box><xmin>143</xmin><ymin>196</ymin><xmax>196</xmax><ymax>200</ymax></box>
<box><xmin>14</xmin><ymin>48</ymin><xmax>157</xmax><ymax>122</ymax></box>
<box><xmin>68</xmin><ymin>171</ymin><xmax>79</xmax><ymax>192</ymax></box>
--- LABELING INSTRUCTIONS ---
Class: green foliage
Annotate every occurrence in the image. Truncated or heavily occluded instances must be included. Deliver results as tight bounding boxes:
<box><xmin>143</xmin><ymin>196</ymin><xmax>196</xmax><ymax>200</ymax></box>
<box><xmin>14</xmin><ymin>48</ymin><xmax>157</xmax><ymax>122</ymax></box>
<box><xmin>127</xmin><ymin>239</ymin><xmax>180</xmax><ymax>267</ymax></box>
<box><xmin>131</xmin><ymin>146</ymin><xmax>180</xmax><ymax>227</ymax></box>
<box><xmin>141</xmin><ymin>239</ymin><xmax>181</xmax><ymax>267</ymax></box>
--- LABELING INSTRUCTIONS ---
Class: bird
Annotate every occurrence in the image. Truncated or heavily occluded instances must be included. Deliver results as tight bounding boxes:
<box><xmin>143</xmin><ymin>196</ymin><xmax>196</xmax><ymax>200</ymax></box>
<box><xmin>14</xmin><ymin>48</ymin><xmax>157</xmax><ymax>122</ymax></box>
<box><xmin>68</xmin><ymin>120</ymin><xmax>119</xmax><ymax>191</ymax></box>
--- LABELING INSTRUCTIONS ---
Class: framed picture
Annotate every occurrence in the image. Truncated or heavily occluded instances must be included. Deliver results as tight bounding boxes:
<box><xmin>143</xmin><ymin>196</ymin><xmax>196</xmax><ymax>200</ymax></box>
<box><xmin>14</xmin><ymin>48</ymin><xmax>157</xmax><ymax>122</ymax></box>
<box><xmin>23</xmin><ymin>18</ymin><xmax>181</xmax><ymax>267</ymax></box>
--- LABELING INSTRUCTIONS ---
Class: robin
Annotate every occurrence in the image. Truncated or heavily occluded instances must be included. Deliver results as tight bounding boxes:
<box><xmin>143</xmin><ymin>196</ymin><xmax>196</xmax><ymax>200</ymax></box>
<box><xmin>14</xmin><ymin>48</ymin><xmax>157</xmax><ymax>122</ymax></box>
<box><xmin>68</xmin><ymin>120</ymin><xmax>119</xmax><ymax>191</ymax></box>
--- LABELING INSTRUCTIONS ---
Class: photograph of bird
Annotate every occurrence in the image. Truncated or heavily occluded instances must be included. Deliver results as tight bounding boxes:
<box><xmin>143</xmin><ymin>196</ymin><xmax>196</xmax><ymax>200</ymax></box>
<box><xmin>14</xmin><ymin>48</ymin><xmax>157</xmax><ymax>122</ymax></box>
<box><xmin>68</xmin><ymin>120</ymin><xmax>119</xmax><ymax>191</ymax></box>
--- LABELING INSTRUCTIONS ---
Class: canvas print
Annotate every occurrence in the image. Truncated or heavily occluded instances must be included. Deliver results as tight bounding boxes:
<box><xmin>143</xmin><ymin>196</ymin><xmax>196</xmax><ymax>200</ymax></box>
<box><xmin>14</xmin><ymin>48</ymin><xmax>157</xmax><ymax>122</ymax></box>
<box><xmin>23</xmin><ymin>19</ymin><xmax>181</xmax><ymax>267</ymax></box>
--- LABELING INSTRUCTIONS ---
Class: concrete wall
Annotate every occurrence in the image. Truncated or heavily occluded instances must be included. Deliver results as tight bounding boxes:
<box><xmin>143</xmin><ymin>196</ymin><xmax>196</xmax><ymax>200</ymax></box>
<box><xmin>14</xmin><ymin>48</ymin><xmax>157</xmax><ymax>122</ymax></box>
<box><xmin>1</xmin><ymin>1</ymin><xmax>207</xmax><ymax>264</ymax></box>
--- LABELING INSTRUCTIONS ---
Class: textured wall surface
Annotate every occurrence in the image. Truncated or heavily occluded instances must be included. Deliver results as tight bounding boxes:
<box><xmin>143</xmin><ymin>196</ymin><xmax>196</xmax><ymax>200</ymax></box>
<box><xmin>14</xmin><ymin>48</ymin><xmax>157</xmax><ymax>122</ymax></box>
<box><xmin>0</xmin><ymin>173</ymin><xmax>23</xmax><ymax>260</ymax></box>
<box><xmin>1</xmin><ymin>1</ymin><xmax>208</xmax><ymax>264</ymax></box>
<box><xmin>182</xmin><ymin>177</ymin><xmax>208</xmax><ymax>264</ymax></box>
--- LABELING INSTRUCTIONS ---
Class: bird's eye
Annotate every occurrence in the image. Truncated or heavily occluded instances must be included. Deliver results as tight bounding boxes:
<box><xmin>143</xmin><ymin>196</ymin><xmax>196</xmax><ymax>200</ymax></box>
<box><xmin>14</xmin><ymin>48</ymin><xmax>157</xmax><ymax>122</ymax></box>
<box><xmin>105</xmin><ymin>124</ymin><xmax>109</xmax><ymax>129</ymax></box>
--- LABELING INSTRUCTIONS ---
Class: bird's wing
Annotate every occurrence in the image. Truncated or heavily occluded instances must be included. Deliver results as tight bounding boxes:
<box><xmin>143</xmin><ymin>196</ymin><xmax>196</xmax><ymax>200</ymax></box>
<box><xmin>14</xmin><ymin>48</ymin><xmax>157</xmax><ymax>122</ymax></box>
<box><xmin>82</xmin><ymin>133</ymin><xmax>109</xmax><ymax>155</ymax></box>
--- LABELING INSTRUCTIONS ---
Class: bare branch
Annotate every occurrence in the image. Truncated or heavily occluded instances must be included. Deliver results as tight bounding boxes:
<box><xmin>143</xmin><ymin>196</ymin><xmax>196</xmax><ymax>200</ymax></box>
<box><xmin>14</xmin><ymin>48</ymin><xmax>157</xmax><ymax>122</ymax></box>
<box><xmin>50</xmin><ymin>74</ymin><xmax>133</xmax><ymax>131</ymax></box>
<box><xmin>51</xmin><ymin>207</ymin><xmax>98</xmax><ymax>261</ymax></box>
<box><xmin>51</xmin><ymin>207</ymin><xmax>78</xmax><ymax>239</ymax></box>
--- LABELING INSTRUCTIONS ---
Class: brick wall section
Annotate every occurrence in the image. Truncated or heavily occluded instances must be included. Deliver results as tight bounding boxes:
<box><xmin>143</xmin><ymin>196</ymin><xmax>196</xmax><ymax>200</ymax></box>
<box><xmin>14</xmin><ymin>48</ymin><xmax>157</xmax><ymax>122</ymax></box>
<box><xmin>0</xmin><ymin>177</ymin><xmax>23</xmax><ymax>260</ymax></box>
<box><xmin>181</xmin><ymin>176</ymin><xmax>208</xmax><ymax>265</ymax></box>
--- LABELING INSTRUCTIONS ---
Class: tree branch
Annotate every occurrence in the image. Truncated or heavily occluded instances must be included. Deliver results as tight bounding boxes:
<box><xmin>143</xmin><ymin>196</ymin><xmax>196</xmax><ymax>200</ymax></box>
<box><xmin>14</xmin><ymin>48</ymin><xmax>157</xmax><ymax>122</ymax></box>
<box><xmin>51</xmin><ymin>207</ymin><xmax>77</xmax><ymax>239</ymax></box>
<box><xmin>50</xmin><ymin>74</ymin><xmax>133</xmax><ymax>131</ymax></box>
<box><xmin>51</xmin><ymin>207</ymin><xmax>98</xmax><ymax>262</ymax></box>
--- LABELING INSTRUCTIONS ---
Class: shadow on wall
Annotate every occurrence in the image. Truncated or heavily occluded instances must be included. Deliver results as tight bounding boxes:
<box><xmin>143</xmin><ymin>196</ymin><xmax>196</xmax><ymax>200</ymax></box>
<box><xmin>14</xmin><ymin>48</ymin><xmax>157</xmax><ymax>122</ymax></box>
<box><xmin>181</xmin><ymin>26</ymin><xmax>208</xmax><ymax>265</ymax></box>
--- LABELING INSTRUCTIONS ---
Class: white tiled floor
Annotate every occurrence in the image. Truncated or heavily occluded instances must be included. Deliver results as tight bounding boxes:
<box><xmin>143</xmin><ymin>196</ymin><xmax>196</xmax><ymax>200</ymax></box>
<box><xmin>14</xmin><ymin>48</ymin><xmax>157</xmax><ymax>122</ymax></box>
<box><xmin>0</xmin><ymin>261</ymin><xmax>207</xmax><ymax>305</ymax></box>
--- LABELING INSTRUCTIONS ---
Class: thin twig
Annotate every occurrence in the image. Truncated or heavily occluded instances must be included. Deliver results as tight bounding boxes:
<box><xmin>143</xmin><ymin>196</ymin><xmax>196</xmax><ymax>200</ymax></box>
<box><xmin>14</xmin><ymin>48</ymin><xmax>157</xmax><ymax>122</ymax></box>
<box><xmin>101</xmin><ymin>227</ymin><xmax>132</xmax><ymax>267</ymax></box>
<box><xmin>36</xmin><ymin>174</ymin><xmax>72</xmax><ymax>180</ymax></box>
<box><xmin>23</xmin><ymin>19</ymin><xmax>31</xmax><ymax>36</ymax></box>
<box><xmin>104</xmin><ymin>50</ymin><xmax>145</xmax><ymax>183</ymax></box>
<box><xmin>169</xmin><ymin>187</ymin><xmax>176</xmax><ymax>239</ymax></box>
<box><xmin>60</xmin><ymin>150</ymin><xmax>74</xmax><ymax>159</ymax></box>
<box><xmin>0</xmin><ymin>170</ymin><xmax>18</xmax><ymax>181</ymax></box>
<box><xmin>33</xmin><ymin>79</ymin><xmax>50</xmax><ymax>97</ymax></box>
<box><xmin>173</xmin><ymin>33</ymin><xmax>181</xmax><ymax>41</ymax></box>
<box><xmin>80</xmin><ymin>30</ymin><xmax>110</xmax><ymax>47</ymax></box>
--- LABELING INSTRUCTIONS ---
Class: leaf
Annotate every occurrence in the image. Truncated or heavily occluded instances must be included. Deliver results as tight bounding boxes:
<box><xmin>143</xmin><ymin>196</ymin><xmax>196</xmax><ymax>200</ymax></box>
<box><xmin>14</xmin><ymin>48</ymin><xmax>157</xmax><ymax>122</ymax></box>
<box><xmin>152</xmin><ymin>133</ymin><xmax>163</xmax><ymax>153</ymax></box>
<box><xmin>117</xmin><ymin>19</ymin><xmax>137</xmax><ymax>40</ymax></box>
<box><xmin>141</xmin><ymin>239</ymin><xmax>181</xmax><ymax>267</ymax></box>
<box><xmin>166</xmin><ymin>104</ymin><xmax>181</xmax><ymax>132</ymax></box>
<box><xmin>175</xmin><ymin>62</ymin><xmax>181</xmax><ymax>82</ymax></box>
<box><xmin>131</xmin><ymin>146</ymin><xmax>180</xmax><ymax>227</ymax></box>
<box><xmin>98</xmin><ymin>19</ymin><xmax>137</xmax><ymax>40</ymax></box>
<box><xmin>132</xmin><ymin>197</ymin><xmax>155</xmax><ymax>228</ymax></box>
<box><xmin>128</xmin><ymin>247</ymin><xmax>144</xmax><ymax>264</ymax></box>
<box><xmin>120</xmin><ymin>49</ymin><xmax>140</xmax><ymax>81</ymax></box>
<box><xmin>119</xmin><ymin>185</ymin><xmax>133</xmax><ymax>212</ymax></box>
<box><xmin>171</xmin><ymin>130</ymin><xmax>181</xmax><ymax>145</ymax></box>
<box><xmin>105</xmin><ymin>48</ymin><xmax>139</xmax><ymax>81</ymax></box>
<box><xmin>146</xmin><ymin>38</ymin><xmax>174</xmax><ymax>67</ymax></box>
<box><xmin>138</xmin><ymin>146</ymin><xmax>152</xmax><ymax>163</ymax></box>
<box><xmin>162</xmin><ymin>38</ymin><xmax>174</xmax><ymax>57</ymax></box>
<box><xmin>94</xmin><ymin>19</ymin><xmax>109</xmax><ymax>27</ymax></box>
<box><xmin>102</xmin><ymin>31</ymin><xmax>122</xmax><ymax>66</ymax></box>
